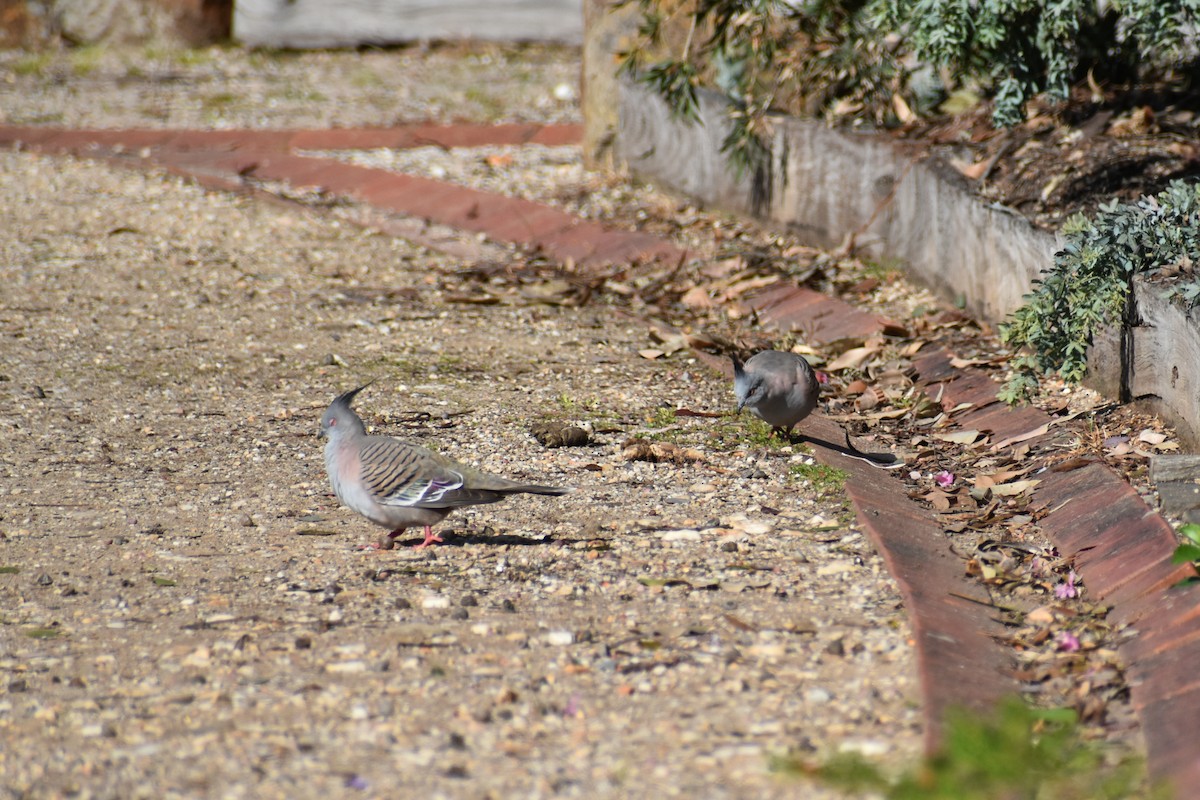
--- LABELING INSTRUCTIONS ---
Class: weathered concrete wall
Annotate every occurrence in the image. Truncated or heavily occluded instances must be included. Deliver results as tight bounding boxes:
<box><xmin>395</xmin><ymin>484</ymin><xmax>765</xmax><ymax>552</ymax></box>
<box><xmin>615</xmin><ymin>78</ymin><xmax>1057</xmax><ymax>322</ymax></box>
<box><xmin>233</xmin><ymin>0</ymin><xmax>583</xmax><ymax>48</ymax></box>
<box><xmin>615</xmin><ymin>79</ymin><xmax>757</xmax><ymax>216</ymax></box>
<box><xmin>770</xmin><ymin>117</ymin><xmax>1058</xmax><ymax>323</ymax></box>
<box><xmin>1130</xmin><ymin>285</ymin><xmax>1200</xmax><ymax>441</ymax></box>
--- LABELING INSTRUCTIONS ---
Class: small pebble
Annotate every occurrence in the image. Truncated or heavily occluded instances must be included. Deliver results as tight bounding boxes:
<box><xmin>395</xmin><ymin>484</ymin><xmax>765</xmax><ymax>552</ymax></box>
<box><xmin>544</xmin><ymin>630</ymin><xmax>574</xmax><ymax>646</ymax></box>
<box><xmin>805</xmin><ymin>687</ymin><xmax>832</xmax><ymax>703</ymax></box>
<box><xmin>661</xmin><ymin>529</ymin><xmax>701</xmax><ymax>542</ymax></box>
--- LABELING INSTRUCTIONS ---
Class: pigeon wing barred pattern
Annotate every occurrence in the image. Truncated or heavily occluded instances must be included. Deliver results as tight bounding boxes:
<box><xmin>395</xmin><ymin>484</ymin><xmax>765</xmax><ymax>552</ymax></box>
<box><xmin>320</xmin><ymin>384</ymin><xmax>570</xmax><ymax>549</ymax></box>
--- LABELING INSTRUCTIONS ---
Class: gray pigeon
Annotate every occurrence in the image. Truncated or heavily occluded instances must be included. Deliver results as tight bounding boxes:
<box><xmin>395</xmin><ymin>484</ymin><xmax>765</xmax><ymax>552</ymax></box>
<box><xmin>320</xmin><ymin>385</ymin><xmax>570</xmax><ymax>549</ymax></box>
<box><xmin>731</xmin><ymin>350</ymin><xmax>820</xmax><ymax>436</ymax></box>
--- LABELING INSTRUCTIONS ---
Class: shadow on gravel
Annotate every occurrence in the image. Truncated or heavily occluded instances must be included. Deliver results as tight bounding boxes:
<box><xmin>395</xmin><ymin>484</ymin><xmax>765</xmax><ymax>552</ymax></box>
<box><xmin>397</xmin><ymin>531</ymin><xmax>554</xmax><ymax>548</ymax></box>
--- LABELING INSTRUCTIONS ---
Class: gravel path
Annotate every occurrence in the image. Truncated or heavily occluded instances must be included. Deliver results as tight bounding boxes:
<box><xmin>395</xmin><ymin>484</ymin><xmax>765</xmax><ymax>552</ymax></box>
<box><xmin>0</xmin><ymin>45</ymin><xmax>922</xmax><ymax>798</ymax></box>
<box><xmin>0</xmin><ymin>44</ymin><xmax>580</xmax><ymax>129</ymax></box>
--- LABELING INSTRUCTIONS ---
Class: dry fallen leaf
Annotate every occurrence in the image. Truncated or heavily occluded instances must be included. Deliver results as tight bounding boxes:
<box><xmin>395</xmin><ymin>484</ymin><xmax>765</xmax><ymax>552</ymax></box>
<box><xmin>855</xmin><ymin>389</ymin><xmax>881</xmax><ymax>412</ymax></box>
<box><xmin>680</xmin><ymin>285</ymin><xmax>715</xmax><ymax>309</ymax></box>
<box><xmin>862</xmin><ymin>407</ymin><xmax>910</xmax><ymax>421</ymax></box>
<box><xmin>1138</xmin><ymin>429</ymin><xmax>1167</xmax><ymax>446</ymax></box>
<box><xmin>989</xmin><ymin>479</ymin><xmax>1041</xmax><ymax>497</ymax></box>
<box><xmin>974</xmin><ymin>468</ymin><xmax>1031</xmax><ymax>490</ymax></box>
<box><xmin>955</xmin><ymin>159</ymin><xmax>991</xmax><ymax>181</ymax></box>
<box><xmin>720</xmin><ymin>275</ymin><xmax>779</xmax><ymax>301</ymax></box>
<box><xmin>923</xmin><ymin>489</ymin><xmax>954</xmax><ymax>512</ymax></box>
<box><xmin>826</xmin><ymin>345</ymin><xmax>882</xmax><ymax>372</ymax></box>
<box><xmin>933</xmin><ymin>429</ymin><xmax>986</xmax><ymax>445</ymax></box>
<box><xmin>991</xmin><ymin>423</ymin><xmax>1051</xmax><ymax>451</ymax></box>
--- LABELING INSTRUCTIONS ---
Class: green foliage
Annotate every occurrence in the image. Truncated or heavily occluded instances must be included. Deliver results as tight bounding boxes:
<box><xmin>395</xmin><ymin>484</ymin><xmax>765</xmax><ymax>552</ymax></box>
<box><xmin>618</xmin><ymin>0</ymin><xmax>1200</xmax><ymax>153</ymax></box>
<box><xmin>999</xmin><ymin>180</ymin><xmax>1200</xmax><ymax>401</ymax></box>
<box><xmin>1171</xmin><ymin>523</ymin><xmax>1200</xmax><ymax>585</ymax></box>
<box><xmin>778</xmin><ymin>697</ymin><xmax>1162</xmax><ymax>799</ymax></box>
<box><xmin>879</xmin><ymin>0</ymin><xmax>1200</xmax><ymax>126</ymax></box>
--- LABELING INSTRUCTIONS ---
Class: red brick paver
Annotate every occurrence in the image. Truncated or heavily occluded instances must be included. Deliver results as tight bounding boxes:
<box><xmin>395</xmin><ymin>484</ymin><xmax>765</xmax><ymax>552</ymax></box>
<box><xmin>0</xmin><ymin>124</ymin><xmax>674</xmax><ymax>272</ymax></box>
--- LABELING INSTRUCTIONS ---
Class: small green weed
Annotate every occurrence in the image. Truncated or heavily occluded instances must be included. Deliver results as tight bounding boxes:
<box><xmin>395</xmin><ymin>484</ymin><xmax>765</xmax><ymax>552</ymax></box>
<box><xmin>704</xmin><ymin>414</ymin><xmax>788</xmax><ymax>449</ymax></box>
<box><xmin>69</xmin><ymin>45</ymin><xmax>105</xmax><ymax>76</ymax></box>
<box><xmin>645</xmin><ymin>407</ymin><xmax>677</xmax><ymax>428</ymax></box>
<box><xmin>641</xmin><ymin>407</ymin><xmax>690</xmax><ymax>443</ymax></box>
<box><xmin>731</xmin><ymin>415</ymin><xmax>791</xmax><ymax>448</ymax></box>
<box><xmin>13</xmin><ymin>52</ymin><xmax>53</xmax><ymax>77</ymax></box>
<box><xmin>777</xmin><ymin>697</ymin><xmax>1162</xmax><ymax>799</ymax></box>
<box><xmin>859</xmin><ymin>258</ymin><xmax>905</xmax><ymax>281</ymax></box>
<box><xmin>556</xmin><ymin>393</ymin><xmax>602</xmax><ymax>416</ymax></box>
<box><xmin>463</xmin><ymin>86</ymin><xmax>506</xmax><ymax>119</ymax></box>
<box><xmin>270</xmin><ymin>86</ymin><xmax>328</xmax><ymax>103</ymax></box>
<box><xmin>350</xmin><ymin>67</ymin><xmax>384</xmax><ymax>88</ymax></box>
<box><xmin>247</xmin><ymin>48</ymin><xmax>298</xmax><ymax>68</ymax></box>
<box><xmin>789</xmin><ymin>462</ymin><xmax>848</xmax><ymax>495</ymax></box>
<box><xmin>170</xmin><ymin>48</ymin><xmax>215</xmax><ymax>68</ymax></box>
<box><xmin>25</xmin><ymin>627</ymin><xmax>61</xmax><ymax>639</ymax></box>
<box><xmin>202</xmin><ymin>91</ymin><xmax>240</xmax><ymax>110</ymax></box>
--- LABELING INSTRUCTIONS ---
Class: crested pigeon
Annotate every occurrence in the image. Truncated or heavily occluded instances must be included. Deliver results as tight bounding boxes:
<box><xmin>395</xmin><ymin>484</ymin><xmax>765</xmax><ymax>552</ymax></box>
<box><xmin>320</xmin><ymin>385</ymin><xmax>570</xmax><ymax>549</ymax></box>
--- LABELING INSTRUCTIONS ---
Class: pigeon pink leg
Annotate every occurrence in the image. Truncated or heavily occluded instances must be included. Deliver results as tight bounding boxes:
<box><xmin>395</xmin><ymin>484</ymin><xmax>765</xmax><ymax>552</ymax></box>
<box><xmin>412</xmin><ymin>525</ymin><xmax>444</xmax><ymax>550</ymax></box>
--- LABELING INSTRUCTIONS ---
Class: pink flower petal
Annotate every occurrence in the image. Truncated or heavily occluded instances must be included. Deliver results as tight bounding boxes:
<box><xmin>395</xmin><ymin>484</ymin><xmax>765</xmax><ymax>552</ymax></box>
<box><xmin>1056</xmin><ymin>631</ymin><xmax>1081</xmax><ymax>652</ymax></box>
<box><xmin>934</xmin><ymin>470</ymin><xmax>955</xmax><ymax>487</ymax></box>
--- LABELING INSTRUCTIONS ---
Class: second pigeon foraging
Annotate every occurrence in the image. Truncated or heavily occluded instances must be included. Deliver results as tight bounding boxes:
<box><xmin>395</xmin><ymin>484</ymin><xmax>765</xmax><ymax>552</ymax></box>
<box><xmin>320</xmin><ymin>385</ymin><xmax>571</xmax><ymax>549</ymax></box>
<box><xmin>732</xmin><ymin>350</ymin><xmax>821</xmax><ymax>437</ymax></box>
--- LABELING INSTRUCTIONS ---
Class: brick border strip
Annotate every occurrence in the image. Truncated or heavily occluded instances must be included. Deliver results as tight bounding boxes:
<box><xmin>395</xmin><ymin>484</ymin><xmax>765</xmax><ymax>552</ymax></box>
<box><xmin>0</xmin><ymin>123</ymin><xmax>581</xmax><ymax>154</ymax></box>
<box><xmin>807</xmin><ymin>412</ymin><xmax>1021</xmax><ymax>749</ymax></box>
<box><xmin>0</xmin><ymin>124</ymin><xmax>679</xmax><ymax>271</ymax></box>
